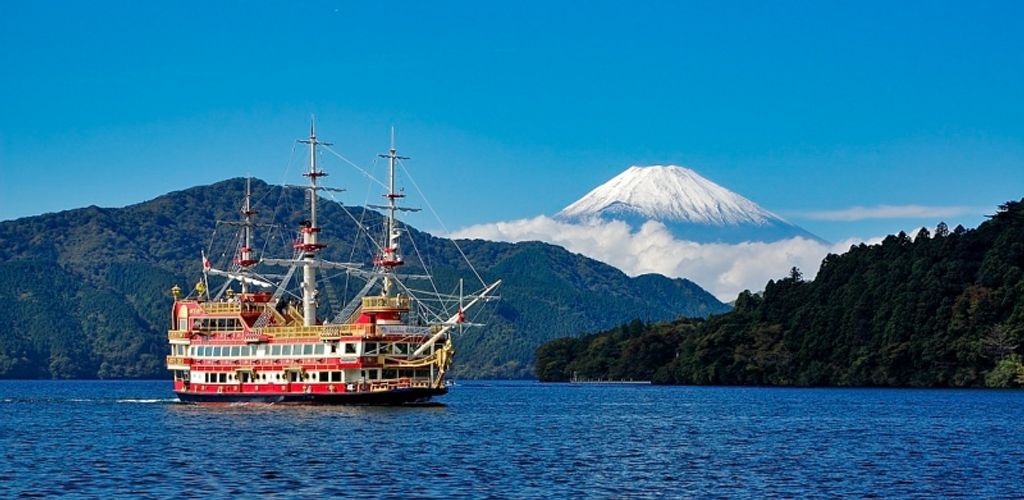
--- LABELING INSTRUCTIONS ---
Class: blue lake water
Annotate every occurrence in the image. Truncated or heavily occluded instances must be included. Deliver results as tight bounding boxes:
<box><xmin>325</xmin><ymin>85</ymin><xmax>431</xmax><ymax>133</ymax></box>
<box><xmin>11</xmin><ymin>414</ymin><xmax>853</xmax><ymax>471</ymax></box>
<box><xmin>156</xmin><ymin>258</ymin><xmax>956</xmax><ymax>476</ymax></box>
<box><xmin>1</xmin><ymin>380</ymin><xmax>1023</xmax><ymax>498</ymax></box>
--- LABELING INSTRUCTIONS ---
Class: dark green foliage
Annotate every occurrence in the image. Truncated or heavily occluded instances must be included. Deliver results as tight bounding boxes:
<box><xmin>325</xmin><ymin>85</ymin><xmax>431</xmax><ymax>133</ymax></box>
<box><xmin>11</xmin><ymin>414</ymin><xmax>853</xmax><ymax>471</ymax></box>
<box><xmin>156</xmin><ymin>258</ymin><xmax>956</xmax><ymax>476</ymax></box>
<box><xmin>537</xmin><ymin>200</ymin><xmax>1024</xmax><ymax>387</ymax></box>
<box><xmin>535</xmin><ymin>318</ymin><xmax>698</xmax><ymax>382</ymax></box>
<box><xmin>0</xmin><ymin>178</ymin><xmax>726</xmax><ymax>379</ymax></box>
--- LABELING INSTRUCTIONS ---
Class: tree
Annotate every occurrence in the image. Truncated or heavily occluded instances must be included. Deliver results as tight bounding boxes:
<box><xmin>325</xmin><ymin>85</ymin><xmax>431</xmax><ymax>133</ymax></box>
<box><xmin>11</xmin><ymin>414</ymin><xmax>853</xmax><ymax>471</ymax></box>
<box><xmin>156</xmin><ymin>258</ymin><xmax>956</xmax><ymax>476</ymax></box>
<box><xmin>985</xmin><ymin>354</ymin><xmax>1024</xmax><ymax>388</ymax></box>
<box><xmin>983</xmin><ymin>323</ymin><xmax>1020</xmax><ymax>361</ymax></box>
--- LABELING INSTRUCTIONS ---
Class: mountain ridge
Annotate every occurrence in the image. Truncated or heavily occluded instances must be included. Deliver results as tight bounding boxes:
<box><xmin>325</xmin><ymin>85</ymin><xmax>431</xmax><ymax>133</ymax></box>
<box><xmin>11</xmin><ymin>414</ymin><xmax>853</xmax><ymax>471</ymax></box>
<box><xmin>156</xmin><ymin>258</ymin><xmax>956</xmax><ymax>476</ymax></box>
<box><xmin>0</xmin><ymin>178</ymin><xmax>728</xmax><ymax>379</ymax></box>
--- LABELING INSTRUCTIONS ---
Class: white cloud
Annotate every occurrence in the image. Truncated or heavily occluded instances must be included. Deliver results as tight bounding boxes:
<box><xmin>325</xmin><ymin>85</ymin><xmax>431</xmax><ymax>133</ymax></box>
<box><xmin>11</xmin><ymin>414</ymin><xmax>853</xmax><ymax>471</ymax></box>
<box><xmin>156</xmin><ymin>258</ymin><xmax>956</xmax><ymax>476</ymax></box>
<box><xmin>797</xmin><ymin>204</ymin><xmax>985</xmax><ymax>221</ymax></box>
<box><xmin>451</xmin><ymin>216</ymin><xmax>883</xmax><ymax>302</ymax></box>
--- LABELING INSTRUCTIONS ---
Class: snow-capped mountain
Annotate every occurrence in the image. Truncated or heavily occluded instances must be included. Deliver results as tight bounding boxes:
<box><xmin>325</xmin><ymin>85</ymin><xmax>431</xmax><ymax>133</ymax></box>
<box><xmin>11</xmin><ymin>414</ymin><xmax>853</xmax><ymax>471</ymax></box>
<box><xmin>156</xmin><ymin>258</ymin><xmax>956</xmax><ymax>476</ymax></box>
<box><xmin>556</xmin><ymin>165</ymin><xmax>823</xmax><ymax>243</ymax></box>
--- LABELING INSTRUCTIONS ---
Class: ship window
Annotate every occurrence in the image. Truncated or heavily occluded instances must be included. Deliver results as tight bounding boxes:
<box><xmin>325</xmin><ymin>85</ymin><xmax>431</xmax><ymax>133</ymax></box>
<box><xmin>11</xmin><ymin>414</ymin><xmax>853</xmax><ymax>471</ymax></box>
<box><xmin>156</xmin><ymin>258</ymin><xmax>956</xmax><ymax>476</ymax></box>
<box><xmin>329</xmin><ymin>343</ymin><xmax>337</xmax><ymax>354</ymax></box>
<box><xmin>364</xmin><ymin>343</ymin><xmax>377</xmax><ymax>355</ymax></box>
<box><xmin>212</xmin><ymin>346</ymin><xmax>222</xmax><ymax>357</ymax></box>
<box><xmin>396</xmin><ymin>343</ymin><xmax>409</xmax><ymax>355</ymax></box>
<box><xmin>331</xmin><ymin>372</ymin><xmax>341</xmax><ymax>382</ymax></box>
<box><xmin>383</xmin><ymin>369</ymin><xmax>397</xmax><ymax>380</ymax></box>
<box><xmin>415</xmin><ymin>369</ymin><xmax>429</xmax><ymax>378</ymax></box>
<box><xmin>282</xmin><ymin>345</ymin><xmax>292</xmax><ymax>356</ymax></box>
<box><xmin>230</xmin><ymin>346</ymin><xmax>240</xmax><ymax>357</ymax></box>
<box><xmin>219</xmin><ymin>373</ymin><xmax>227</xmax><ymax>383</ymax></box>
<box><xmin>314</xmin><ymin>344</ymin><xmax>325</xmax><ymax>355</ymax></box>
<box><xmin>399</xmin><ymin>369</ymin><xmax>413</xmax><ymax>378</ymax></box>
<box><xmin>319</xmin><ymin>372</ymin><xmax>329</xmax><ymax>382</ymax></box>
<box><xmin>344</xmin><ymin>343</ymin><xmax>357</xmax><ymax>355</ymax></box>
<box><xmin>271</xmin><ymin>345</ymin><xmax>281</xmax><ymax>356</ymax></box>
<box><xmin>303</xmin><ymin>344</ymin><xmax>314</xmax><ymax>356</ymax></box>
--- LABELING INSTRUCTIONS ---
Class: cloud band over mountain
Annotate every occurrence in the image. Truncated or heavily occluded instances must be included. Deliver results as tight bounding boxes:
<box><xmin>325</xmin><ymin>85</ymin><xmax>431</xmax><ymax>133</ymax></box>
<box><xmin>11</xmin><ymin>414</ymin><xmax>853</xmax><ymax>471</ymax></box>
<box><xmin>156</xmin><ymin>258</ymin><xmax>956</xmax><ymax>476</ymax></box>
<box><xmin>452</xmin><ymin>216</ymin><xmax>880</xmax><ymax>302</ymax></box>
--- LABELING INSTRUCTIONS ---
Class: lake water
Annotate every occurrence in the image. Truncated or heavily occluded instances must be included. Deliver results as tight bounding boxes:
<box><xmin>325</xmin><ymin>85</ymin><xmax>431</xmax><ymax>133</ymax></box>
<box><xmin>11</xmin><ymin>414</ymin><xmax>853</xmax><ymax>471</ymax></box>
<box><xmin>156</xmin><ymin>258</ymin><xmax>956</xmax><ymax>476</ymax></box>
<box><xmin>1</xmin><ymin>380</ymin><xmax>1022</xmax><ymax>497</ymax></box>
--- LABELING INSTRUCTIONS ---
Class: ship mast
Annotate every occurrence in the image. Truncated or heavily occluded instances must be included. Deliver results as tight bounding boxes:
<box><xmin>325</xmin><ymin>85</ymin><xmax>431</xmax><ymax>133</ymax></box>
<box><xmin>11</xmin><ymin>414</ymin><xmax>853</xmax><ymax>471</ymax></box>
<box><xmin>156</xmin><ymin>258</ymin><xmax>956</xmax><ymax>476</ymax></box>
<box><xmin>295</xmin><ymin>117</ymin><xmax>330</xmax><ymax>325</ymax></box>
<box><xmin>238</xmin><ymin>178</ymin><xmax>258</xmax><ymax>294</ymax></box>
<box><xmin>375</xmin><ymin>127</ymin><xmax>408</xmax><ymax>296</ymax></box>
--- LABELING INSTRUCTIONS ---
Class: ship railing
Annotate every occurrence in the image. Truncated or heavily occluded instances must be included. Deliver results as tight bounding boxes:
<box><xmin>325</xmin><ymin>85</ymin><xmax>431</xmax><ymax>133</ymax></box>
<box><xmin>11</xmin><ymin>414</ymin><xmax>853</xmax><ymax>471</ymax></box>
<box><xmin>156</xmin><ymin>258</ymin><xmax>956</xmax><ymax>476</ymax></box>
<box><xmin>376</xmin><ymin>325</ymin><xmax>433</xmax><ymax>337</ymax></box>
<box><xmin>263</xmin><ymin>326</ymin><xmax>323</xmax><ymax>339</ymax></box>
<box><xmin>168</xmin><ymin>330</ymin><xmax>191</xmax><ymax>340</ymax></box>
<box><xmin>319</xmin><ymin>324</ymin><xmax>372</xmax><ymax>340</ymax></box>
<box><xmin>361</xmin><ymin>296</ymin><xmax>411</xmax><ymax>312</ymax></box>
<box><xmin>166</xmin><ymin>356</ymin><xmax>189</xmax><ymax>366</ymax></box>
<box><xmin>243</xmin><ymin>332</ymin><xmax>270</xmax><ymax>343</ymax></box>
<box><xmin>199</xmin><ymin>302</ymin><xmax>243</xmax><ymax>314</ymax></box>
<box><xmin>265</xmin><ymin>324</ymin><xmax>373</xmax><ymax>340</ymax></box>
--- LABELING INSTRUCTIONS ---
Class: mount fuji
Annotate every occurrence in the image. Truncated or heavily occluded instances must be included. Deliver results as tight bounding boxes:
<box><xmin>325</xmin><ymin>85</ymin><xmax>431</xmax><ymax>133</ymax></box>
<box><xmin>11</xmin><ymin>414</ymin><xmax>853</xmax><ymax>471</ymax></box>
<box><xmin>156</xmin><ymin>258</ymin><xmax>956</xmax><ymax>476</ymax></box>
<box><xmin>556</xmin><ymin>165</ymin><xmax>823</xmax><ymax>244</ymax></box>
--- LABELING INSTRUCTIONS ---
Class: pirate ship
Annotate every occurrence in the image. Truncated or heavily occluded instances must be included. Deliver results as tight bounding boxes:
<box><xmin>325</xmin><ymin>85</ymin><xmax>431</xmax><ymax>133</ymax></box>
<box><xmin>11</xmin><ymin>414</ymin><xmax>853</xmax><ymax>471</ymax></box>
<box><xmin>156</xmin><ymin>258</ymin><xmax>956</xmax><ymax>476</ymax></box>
<box><xmin>166</xmin><ymin>121</ymin><xmax>500</xmax><ymax>404</ymax></box>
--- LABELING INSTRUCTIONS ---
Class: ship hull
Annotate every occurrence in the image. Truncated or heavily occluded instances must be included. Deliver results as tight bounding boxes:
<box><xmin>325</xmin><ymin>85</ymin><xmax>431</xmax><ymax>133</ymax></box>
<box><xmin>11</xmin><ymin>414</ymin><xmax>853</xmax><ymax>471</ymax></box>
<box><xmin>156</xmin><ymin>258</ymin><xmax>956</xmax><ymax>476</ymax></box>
<box><xmin>175</xmin><ymin>387</ymin><xmax>447</xmax><ymax>405</ymax></box>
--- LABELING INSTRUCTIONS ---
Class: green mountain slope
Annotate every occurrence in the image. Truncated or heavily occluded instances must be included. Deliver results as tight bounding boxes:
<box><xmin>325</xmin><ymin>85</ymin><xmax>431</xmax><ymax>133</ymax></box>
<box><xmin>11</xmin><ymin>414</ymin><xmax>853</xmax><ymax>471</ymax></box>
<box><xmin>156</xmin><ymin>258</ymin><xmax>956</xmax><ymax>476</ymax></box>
<box><xmin>0</xmin><ymin>178</ymin><xmax>727</xmax><ymax>379</ymax></box>
<box><xmin>536</xmin><ymin>200</ymin><xmax>1024</xmax><ymax>387</ymax></box>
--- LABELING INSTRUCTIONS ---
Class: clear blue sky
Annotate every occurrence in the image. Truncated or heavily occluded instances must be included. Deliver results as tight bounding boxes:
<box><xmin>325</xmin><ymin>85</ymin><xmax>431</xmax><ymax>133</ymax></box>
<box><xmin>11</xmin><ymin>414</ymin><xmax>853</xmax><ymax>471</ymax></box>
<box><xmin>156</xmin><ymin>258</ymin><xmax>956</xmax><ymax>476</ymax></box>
<box><xmin>2</xmin><ymin>1</ymin><xmax>1021</xmax><ymax>242</ymax></box>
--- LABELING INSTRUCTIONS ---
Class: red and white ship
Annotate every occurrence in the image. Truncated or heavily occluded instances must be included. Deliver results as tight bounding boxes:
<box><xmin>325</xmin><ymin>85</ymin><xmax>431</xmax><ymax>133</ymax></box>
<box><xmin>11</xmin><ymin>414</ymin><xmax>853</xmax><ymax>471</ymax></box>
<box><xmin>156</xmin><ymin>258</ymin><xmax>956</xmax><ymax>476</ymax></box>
<box><xmin>166</xmin><ymin>122</ymin><xmax>500</xmax><ymax>404</ymax></box>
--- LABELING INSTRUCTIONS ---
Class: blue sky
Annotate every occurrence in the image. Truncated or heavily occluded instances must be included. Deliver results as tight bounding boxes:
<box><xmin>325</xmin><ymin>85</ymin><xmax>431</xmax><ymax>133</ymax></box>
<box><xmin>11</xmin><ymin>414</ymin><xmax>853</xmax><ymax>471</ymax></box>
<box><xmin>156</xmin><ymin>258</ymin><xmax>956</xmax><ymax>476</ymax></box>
<box><xmin>1</xmin><ymin>1</ymin><xmax>1022</xmax><ymax>243</ymax></box>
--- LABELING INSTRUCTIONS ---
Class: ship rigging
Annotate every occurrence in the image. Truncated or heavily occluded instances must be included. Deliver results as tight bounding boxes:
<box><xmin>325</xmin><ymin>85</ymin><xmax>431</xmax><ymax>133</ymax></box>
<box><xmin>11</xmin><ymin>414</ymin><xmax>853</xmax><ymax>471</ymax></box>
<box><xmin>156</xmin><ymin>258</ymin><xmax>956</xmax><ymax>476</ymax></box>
<box><xmin>166</xmin><ymin>119</ymin><xmax>501</xmax><ymax>404</ymax></box>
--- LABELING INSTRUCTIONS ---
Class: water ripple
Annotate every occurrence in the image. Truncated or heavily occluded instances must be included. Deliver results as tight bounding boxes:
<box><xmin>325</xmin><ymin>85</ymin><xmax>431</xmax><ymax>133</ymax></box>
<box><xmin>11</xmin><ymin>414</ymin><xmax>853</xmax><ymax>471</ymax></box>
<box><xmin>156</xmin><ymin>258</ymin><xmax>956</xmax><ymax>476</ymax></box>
<box><xmin>0</xmin><ymin>381</ymin><xmax>1023</xmax><ymax>497</ymax></box>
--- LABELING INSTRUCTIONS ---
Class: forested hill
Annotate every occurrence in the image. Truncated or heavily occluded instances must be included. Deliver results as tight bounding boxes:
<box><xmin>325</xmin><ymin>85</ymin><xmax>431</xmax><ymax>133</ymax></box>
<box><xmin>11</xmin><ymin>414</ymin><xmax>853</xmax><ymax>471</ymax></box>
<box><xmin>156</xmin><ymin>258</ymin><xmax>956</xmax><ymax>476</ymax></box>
<box><xmin>537</xmin><ymin>200</ymin><xmax>1024</xmax><ymax>388</ymax></box>
<box><xmin>0</xmin><ymin>178</ymin><xmax>727</xmax><ymax>379</ymax></box>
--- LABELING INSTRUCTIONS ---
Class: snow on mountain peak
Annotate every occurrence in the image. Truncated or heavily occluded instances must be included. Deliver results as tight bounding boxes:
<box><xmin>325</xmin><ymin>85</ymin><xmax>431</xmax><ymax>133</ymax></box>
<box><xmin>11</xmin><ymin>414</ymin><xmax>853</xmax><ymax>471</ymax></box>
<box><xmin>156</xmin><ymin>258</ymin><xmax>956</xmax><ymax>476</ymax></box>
<box><xmin>557</xmin><ymin>165</ymin><xmax>786</xmax><ymax>226</ymax></box>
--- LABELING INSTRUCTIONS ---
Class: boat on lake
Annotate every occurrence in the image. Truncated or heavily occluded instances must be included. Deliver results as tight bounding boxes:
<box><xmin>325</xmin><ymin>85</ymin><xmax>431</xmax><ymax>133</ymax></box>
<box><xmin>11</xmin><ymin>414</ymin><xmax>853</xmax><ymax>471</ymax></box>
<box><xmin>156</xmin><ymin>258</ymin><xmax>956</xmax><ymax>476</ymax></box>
<box><xmin>165</xmin><ymin>121</ymin><xmax>501</xmax><ymax>404</ymax></box>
